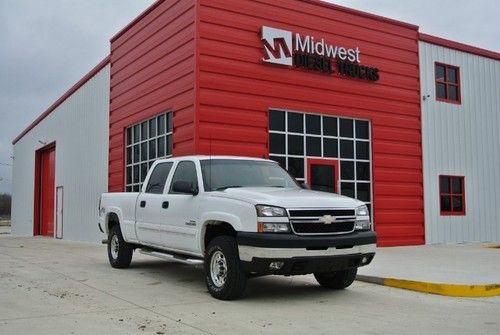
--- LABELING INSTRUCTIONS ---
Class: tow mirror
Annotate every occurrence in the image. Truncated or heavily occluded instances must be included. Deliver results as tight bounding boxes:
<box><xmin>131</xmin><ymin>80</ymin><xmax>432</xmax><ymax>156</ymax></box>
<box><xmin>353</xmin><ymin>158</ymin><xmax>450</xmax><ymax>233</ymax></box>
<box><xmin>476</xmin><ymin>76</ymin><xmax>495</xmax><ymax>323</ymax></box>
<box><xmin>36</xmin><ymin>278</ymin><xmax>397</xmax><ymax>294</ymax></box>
<box><xmin>172</xmin><ymin>180</ymin><xmax>199</xmax><ymax>195</ymax></box>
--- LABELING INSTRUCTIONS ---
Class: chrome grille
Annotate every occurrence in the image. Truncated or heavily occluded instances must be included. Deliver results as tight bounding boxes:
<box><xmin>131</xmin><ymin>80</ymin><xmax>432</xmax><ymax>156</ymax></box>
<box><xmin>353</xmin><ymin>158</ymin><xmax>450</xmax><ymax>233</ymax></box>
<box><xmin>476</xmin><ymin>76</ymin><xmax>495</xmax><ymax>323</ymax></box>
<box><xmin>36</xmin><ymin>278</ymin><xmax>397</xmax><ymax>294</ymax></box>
<box><xmin>288</xmin><ymin>208</ymin><xmax>356</xmax><ymax>235</ymax></box>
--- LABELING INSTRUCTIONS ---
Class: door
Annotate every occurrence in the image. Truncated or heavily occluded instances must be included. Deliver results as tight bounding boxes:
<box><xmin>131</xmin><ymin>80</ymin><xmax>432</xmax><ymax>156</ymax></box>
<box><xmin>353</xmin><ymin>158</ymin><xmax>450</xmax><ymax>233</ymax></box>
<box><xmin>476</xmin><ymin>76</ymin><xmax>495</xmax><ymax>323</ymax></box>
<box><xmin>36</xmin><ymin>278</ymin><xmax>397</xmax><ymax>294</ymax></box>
<box><xmin>55</xmin><ymin>186</ymin><xmax>63</xmax><ymax>239</ymax></box>
<box><xmin>307</xmin><ymin>159</ymin><xmax>339</xmax><ymax>193</ymax></box>
<box><xmin>135</xmin><ymin>162</ymin><xmax>174</xmax><ymax>246</ymax></box>
<box><xmin>40</xmin><ymin>146</ymin><xmax>56</xmax><ymax>236</ymax></box>
<box><xmin>162</xmin><ymin>160</ymin><xmax>200</xmax><ymax>252</ymax></box>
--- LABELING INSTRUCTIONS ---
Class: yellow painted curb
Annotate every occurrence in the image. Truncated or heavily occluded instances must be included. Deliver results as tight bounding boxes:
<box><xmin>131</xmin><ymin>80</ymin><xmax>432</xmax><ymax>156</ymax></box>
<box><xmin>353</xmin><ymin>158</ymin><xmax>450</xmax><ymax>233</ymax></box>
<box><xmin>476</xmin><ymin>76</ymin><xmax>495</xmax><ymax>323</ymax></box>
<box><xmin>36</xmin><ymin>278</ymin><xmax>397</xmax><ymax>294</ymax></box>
<box><xmin>483</xmin><ymin>244</ymin><xmax>500</xmax><ymax>249</ymax></box>
<box><xmin>356</xmin><ymin>275</ymin><xmax>500</xmax><ymax>297</ymax></box>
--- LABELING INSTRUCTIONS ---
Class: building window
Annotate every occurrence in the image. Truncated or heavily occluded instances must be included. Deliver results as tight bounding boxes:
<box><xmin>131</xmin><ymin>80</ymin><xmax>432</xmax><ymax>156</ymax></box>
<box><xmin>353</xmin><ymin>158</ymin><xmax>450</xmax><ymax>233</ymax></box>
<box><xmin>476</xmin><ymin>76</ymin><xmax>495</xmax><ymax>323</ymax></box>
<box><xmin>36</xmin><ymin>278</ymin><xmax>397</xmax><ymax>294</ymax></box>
<box><xmin>268</xmin><ymin>109</ymin><xmax>372</xmax><ymax>214</ymax></box>
<box><xmin>125</xmin><ymin>112</ymin><xmax>173</xmax><ymax>192</ymax></box>
<box><xmin>439</xmin><ymin>175</ymin><xmax>465</xmax><ymax>215</ymax></box>
<box><xmin>435</xmin><ymin>63</ymin><xmax>460</xmax><ymax>103</ymax></box>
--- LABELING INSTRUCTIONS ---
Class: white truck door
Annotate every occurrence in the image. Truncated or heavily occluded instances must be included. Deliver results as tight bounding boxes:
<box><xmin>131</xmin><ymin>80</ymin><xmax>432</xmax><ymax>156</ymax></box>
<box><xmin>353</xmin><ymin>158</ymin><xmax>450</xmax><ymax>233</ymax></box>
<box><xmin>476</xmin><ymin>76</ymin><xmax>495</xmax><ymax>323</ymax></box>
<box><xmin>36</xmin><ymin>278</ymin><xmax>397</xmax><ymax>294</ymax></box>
<box><xmin>161</xmin><ymin>160</ymin><xmax>200</xmax><ymax>252</ymax></box>
<box><xmin>135</xmin><ymin>162</ymin><xmax>174</xmax><ymax>246</ymax></box>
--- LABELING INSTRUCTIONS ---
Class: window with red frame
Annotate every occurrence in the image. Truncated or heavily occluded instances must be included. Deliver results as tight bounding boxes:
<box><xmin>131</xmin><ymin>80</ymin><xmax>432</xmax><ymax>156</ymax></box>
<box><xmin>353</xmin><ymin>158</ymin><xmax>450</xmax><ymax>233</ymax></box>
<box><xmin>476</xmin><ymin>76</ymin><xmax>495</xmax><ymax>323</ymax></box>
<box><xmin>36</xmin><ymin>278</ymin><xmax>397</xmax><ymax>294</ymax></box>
<box><xmin>439</xmin><ymin>176</ymin><xmax>465</xmax><ymax>215</ymax></box>
<box><xmin>435</xmin><ymin>63</ymin><xmax>460</xmax><ymax>103</ymax></box>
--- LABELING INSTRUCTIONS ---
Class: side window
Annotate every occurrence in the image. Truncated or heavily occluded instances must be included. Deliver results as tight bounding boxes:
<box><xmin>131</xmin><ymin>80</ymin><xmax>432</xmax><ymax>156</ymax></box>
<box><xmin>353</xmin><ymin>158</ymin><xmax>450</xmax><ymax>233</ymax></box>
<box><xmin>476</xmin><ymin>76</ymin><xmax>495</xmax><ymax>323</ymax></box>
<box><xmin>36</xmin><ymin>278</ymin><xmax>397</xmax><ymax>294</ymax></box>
<box><xmin>145</xmin><ymin>162</ymin><xmax>173</xmax><ymax>194</ymax></box>
<box><xmin>435</xmin><ymin>63</ymin><xmax>460</xmax><ymax>103</ymax></box>
<box><xmin>169</xmin><ymin>161</ymin><xmax>198</xmax><ymax>193</ymax></box>
<box><xmin>439</xmin><ymin>175</ymin><xmax>465</xmax><ymax>216</ymax></box>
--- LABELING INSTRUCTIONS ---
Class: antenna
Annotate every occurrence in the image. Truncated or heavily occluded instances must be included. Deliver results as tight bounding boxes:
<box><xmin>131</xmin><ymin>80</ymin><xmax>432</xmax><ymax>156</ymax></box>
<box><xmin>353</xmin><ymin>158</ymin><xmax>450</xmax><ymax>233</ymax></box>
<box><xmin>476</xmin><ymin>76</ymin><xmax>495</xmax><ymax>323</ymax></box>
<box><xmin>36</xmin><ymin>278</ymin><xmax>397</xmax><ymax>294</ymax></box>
<box><xmin>209</xmin><ymin>134</ymin><xmax>212</xmax><ymax>191</ymax></box>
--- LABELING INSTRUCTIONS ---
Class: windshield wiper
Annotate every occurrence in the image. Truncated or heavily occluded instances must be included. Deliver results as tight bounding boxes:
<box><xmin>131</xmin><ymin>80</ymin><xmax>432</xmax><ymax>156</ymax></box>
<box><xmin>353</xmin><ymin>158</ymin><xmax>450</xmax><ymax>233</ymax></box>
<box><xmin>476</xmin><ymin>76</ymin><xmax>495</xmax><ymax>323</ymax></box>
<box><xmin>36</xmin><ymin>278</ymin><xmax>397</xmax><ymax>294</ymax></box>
<box><xmin>215</xmin><ymin>185</ymin><xmax>243</xmax><ymax>191</ymax></box>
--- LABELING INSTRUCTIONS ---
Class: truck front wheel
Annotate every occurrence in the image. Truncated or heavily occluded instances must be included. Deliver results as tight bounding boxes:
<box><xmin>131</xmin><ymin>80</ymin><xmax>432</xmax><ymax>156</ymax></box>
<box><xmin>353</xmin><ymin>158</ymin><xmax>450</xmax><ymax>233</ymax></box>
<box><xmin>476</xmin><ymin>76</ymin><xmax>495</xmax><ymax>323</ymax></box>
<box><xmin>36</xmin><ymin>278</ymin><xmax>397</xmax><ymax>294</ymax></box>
<box><xmin>108</xmin><ymin>224</ymin><xmax>133</xmax><ymax>268</ymax></box>
<box><xmin>314</xmin><ymin>268</ymin><xmax>357</xmax><ymax>289</ymax></box>
<box><xmin>204</xmin><ymin>236</ymin><xmax>247</xmax><ymax>300</ymax></box>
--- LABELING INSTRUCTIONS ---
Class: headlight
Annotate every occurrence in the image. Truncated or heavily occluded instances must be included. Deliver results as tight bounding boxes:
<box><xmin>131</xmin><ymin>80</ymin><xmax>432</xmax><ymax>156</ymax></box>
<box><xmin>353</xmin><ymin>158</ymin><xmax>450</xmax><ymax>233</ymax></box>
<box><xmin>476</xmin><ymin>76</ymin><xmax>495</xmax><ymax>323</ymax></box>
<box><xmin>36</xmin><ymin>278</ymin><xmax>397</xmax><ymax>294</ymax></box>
<box><xmin>356</xmin><ymin>205</ymin><xmax>369</xmax><ymax>217</ymax></box>
<box><xmin>256</xmin><ymin>205</ymin><xmax>287</xmax><ymax>217</ymax></box>
<box><xmin>257</xmin><ymin>222</ymin><xmax>290</xmax><ymax>233</ymax></box>
<box><xmin>355</xmin><ymin>205</ymin><xmax>371</xmax><ymax>231</ymax></box>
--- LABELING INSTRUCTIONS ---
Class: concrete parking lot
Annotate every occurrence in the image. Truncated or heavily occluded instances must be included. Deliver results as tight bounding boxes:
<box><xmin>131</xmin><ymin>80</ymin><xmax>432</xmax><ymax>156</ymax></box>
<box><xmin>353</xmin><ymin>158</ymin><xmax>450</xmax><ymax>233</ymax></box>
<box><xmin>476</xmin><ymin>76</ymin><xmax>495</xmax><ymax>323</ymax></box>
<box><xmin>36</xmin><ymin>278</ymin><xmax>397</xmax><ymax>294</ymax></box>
<box><xmin>1</xmin><ymin>235</ymin><xmax>499</xmax><ymax>335</ymax></box>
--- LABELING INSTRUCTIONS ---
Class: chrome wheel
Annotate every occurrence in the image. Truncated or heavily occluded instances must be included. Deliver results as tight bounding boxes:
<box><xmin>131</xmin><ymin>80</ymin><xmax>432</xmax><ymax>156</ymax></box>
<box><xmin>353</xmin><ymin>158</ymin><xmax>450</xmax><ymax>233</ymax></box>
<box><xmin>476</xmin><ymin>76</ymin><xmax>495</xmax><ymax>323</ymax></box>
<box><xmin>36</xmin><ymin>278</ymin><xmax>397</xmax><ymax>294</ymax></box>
<box><xmin>210</xmin><ymin>250</ymin><xmax>228</xmax><ymax>288</ymax></box>
<box><xmin>110</xmin><ymin>234</ymin><xmax>119</xmax><ymax>260</ymax></box>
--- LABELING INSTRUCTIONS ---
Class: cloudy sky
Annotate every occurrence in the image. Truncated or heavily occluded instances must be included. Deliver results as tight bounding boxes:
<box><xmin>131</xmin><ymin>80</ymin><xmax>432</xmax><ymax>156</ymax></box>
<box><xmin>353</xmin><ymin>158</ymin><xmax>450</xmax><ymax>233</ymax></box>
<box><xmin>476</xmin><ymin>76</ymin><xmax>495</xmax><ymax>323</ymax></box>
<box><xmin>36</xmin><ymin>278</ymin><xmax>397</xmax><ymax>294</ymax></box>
<box><xmin>1</xmin><ymin>0</ymin><xmax>499</xmax><ymax>194</ymax></box>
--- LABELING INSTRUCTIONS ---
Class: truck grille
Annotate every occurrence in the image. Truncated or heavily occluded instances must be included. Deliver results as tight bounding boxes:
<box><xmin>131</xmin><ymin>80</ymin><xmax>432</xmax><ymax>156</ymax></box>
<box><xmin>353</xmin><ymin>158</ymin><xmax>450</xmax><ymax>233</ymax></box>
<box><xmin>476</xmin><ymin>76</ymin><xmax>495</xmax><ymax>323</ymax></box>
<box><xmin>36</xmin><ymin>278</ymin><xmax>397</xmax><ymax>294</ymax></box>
<box><xmin>288</xmin><ymin>209</ymin><xmax>356</xmax><ymax>235</ymax></box>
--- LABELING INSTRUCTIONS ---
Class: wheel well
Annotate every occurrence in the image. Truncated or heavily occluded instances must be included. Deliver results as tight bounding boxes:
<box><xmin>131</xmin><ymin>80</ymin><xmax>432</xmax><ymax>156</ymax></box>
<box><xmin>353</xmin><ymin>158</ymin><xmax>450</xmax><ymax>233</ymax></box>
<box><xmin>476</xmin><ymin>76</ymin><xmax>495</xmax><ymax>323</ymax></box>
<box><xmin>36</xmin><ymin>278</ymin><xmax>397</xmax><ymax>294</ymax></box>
<box><xmin>107</xmin><ymin>212</ymin><xmax>120</xmax><ymax>232</ymax></box>
<box><xmin>204</xmin><ymin>221</ymin><xmax>236</xmax><ymax>250</ymax></box>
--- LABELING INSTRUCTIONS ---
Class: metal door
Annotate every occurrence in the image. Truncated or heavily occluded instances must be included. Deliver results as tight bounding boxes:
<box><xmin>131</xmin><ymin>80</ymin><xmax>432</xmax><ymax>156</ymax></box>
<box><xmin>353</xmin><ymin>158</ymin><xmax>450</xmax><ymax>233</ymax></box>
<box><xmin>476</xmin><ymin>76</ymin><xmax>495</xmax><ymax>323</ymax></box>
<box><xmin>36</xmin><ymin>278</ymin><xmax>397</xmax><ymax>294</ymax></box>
<box><xmin>40</xmin><ymin>146</ymin><xmax>55</xmax><ymax>236</ymax></box>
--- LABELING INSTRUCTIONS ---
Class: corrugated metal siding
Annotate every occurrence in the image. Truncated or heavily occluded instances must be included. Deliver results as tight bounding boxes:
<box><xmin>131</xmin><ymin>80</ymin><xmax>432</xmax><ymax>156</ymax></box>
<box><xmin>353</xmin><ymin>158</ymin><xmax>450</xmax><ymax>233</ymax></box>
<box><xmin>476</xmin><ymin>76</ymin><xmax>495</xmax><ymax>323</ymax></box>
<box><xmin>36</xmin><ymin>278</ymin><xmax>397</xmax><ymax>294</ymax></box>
<box><xmin>11</xmin><ymin>65</ymin><xmax>110</xmax><ymax>242</ymax></box>
<box><xmin>108</xmin><ymin>0</ymin><xmax>197</xmax><ymax>192</ymax></box>
<box><xmin>197</xmin><ymin>0</ymin><xmax>423</xmax><ymax>246</ymax></box>
<box><xmin>420</xmin><ymin>41</ymin><xmax>500</xmax><ymax>244</ymax></box>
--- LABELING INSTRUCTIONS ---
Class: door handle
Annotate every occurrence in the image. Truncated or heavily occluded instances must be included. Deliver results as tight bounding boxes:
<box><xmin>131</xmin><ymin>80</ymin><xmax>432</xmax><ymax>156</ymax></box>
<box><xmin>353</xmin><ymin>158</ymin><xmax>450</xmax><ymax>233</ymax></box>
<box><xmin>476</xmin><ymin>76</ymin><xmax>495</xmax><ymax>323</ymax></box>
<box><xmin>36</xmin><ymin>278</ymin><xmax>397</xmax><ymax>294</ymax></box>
<box><xmin>140</xmin><ymin>200</ymin><xmax>146</xmax><ymax>208</ymax></box>
<box><xmin>162</xmin><ymin>201</ymin><xmax>169</xmax><ymax>209</ymax></box>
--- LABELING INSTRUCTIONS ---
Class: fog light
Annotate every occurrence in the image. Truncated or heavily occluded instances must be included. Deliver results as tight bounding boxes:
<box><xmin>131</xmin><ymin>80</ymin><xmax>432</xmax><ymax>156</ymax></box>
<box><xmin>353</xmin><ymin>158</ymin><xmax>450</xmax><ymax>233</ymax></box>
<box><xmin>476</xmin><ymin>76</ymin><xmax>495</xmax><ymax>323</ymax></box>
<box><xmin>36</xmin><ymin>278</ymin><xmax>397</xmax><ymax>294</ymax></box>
<box><xmin>269</xmin><ymin>262</ymin><xmax>285</xmax><ymax>270</ymax></box>
<box><xmin>361</xmin><ymin>256</ymin><xmax>369</xmax><ymax>264</ymax></box>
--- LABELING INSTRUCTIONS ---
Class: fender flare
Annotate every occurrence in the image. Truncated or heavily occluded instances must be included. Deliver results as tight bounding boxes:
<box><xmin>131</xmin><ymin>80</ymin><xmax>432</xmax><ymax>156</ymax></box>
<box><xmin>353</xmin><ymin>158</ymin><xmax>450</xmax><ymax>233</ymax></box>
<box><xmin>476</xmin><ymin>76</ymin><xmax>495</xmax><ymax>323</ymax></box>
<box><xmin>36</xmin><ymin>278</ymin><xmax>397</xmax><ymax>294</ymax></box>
<box><xmin>199</xmin><ymin>212</ymin><xmax>243</xmax><ymax>253</ymax></box>
<box><xmin>103</xmin><ymin>207</ymin><xmax>124</xmax><ymax>234</ymax></box>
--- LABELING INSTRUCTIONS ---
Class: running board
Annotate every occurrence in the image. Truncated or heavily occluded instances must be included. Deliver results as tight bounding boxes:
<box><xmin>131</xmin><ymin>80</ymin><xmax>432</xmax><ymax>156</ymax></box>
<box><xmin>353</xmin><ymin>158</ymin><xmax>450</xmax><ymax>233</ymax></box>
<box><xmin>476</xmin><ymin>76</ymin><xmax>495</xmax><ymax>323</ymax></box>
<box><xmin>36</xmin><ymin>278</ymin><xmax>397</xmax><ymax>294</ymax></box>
<box><xmin>139</xmin><ymin>249</ymin><xmax>204</xmax><ymax>265</ymax></box>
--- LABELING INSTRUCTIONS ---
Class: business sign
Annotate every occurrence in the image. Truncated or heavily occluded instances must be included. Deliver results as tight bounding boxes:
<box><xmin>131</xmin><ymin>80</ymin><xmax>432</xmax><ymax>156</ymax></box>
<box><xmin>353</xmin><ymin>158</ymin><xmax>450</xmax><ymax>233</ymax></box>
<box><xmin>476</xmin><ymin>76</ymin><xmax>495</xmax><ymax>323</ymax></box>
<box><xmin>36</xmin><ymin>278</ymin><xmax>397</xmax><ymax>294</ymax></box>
<box><xmin>261</xmin><ymin>26</ymin><xmax>379</xmax><ymax>81</ymax></box>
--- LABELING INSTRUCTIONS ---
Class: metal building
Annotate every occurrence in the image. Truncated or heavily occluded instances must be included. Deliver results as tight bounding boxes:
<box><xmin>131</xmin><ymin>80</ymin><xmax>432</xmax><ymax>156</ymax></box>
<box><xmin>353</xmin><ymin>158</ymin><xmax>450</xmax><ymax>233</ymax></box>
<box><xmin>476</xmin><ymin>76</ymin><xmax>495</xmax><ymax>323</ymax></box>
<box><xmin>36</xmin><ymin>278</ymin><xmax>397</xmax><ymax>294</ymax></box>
<box><xmin>11</xmin><ymin>61</ymin><xmax>110</xmax><ymax>242</ymax></box>
<box><xmin>10</xmin><ymin>0</ymin><xmax>500</xmax><ymax>245</ymax></box>
<box><xmin>419</xmin><ymin>35</ymin><xmax>500</xmax><ymax>244</ymax></box>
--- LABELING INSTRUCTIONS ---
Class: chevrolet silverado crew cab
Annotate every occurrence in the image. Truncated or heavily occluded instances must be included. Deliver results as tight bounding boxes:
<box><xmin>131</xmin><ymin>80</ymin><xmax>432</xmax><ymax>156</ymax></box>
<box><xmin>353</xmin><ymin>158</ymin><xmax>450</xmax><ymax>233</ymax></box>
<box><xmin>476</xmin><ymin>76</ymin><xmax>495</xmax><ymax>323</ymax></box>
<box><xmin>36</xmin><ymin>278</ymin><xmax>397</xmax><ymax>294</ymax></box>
<box><xmin>98</xmin><ymin>156</ymin><xmax>376</xmax><ymax>300</ymax></box>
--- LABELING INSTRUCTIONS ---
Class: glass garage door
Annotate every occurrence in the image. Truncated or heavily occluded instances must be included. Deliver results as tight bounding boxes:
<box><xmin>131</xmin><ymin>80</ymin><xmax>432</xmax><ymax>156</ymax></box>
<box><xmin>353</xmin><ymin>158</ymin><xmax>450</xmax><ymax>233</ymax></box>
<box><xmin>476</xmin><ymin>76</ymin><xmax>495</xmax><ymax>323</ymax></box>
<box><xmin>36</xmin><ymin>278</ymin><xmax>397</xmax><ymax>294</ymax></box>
<box><xmin>268</xmin><ymin>109</ymin><xmax>372</xmax><ymax>214</ymax></box>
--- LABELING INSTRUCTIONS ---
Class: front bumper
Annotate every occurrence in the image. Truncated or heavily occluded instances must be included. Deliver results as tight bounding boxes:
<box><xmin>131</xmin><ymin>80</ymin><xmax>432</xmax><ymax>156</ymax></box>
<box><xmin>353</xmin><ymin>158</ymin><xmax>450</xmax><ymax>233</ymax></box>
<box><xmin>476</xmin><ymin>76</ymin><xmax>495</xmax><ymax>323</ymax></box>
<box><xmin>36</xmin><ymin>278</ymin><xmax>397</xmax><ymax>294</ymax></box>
<box><xmin>237</xmin><ymin>231</ymin><xmax>376</xmax><ymax>275</ymax></box>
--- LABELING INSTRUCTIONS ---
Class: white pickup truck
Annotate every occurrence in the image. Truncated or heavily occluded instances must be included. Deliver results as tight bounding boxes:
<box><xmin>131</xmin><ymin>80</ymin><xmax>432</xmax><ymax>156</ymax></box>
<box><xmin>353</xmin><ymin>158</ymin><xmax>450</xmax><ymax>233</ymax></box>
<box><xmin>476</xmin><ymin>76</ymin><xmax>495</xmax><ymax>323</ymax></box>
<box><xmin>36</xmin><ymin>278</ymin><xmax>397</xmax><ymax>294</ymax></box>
<box><xmin>98</xmin><ymin>156</ymin><xmax>376</xmax><ymax>300</ymax></box>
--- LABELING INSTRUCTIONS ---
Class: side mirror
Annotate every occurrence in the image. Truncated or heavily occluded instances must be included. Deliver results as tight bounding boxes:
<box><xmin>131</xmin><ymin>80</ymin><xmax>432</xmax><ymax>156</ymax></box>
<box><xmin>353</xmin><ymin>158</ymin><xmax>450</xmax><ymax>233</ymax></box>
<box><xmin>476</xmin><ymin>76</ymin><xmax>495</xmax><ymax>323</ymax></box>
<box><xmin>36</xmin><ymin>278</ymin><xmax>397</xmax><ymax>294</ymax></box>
<box><xmin>172</xmin><ymin>180</ymin><xmax>199</xmax><ymax>195</ymax></box>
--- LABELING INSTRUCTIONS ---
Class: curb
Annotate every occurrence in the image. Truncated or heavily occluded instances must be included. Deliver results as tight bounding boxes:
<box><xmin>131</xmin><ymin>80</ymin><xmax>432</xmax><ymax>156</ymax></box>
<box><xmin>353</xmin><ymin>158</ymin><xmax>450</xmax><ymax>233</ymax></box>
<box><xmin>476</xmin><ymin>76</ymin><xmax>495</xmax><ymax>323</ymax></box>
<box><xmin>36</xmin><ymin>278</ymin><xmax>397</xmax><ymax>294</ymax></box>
<box><xmin>356</xmin><ymin>275</ymin><xmax>500</xmax><ymax>298</ymax></box>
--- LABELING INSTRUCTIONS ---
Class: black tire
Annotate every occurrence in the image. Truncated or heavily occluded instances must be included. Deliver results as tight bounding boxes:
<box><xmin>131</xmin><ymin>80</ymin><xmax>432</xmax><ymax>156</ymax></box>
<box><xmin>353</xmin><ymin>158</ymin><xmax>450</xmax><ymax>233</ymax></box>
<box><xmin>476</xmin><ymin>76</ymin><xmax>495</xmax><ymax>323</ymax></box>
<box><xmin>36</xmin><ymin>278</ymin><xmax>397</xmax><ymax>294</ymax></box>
<box><xmin>107</xmin><ymin>224</ymin><xmax>133</xmax><ymax>268</ymax></box>
<box><xmin>314</xmin><ymin>268</ymin><xmax>358</xmax><ymax>289</ymax></box>
<box><xmin>204</xmin><ymin>236</ymin><xmax>247</xmax><ymax>300</ymax></box>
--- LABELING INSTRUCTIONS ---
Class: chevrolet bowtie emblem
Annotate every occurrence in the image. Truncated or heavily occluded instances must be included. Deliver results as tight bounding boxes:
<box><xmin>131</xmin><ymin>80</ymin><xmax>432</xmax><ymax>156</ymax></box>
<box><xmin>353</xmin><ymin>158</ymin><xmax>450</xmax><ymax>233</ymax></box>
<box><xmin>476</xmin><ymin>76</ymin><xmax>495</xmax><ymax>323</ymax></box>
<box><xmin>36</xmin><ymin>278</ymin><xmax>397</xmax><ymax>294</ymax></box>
<box><xmin>319</xmin><ymin>215</ymin><xmax>336</xmax><ymax>224</ymax></box>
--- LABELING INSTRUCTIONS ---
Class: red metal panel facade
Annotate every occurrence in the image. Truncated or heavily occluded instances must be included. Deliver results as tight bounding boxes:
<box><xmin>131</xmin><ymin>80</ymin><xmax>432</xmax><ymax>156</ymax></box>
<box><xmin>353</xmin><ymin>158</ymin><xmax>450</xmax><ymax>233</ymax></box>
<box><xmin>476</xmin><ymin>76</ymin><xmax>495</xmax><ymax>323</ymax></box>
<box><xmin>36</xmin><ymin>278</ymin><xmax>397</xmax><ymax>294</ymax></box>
<box><xmin>196</xmin><ymin>0</ymin><xmax>423</xmax><ymax>246</ymax></box>
<box><xmin>108</xmin><ymin>0</ymin><xmax>424</xmax><ymax>246</ymax></box>
<box><xmin>108</xmin><ymin>0</ymin><xmax>197</xmax><ymax>192</ymax></box>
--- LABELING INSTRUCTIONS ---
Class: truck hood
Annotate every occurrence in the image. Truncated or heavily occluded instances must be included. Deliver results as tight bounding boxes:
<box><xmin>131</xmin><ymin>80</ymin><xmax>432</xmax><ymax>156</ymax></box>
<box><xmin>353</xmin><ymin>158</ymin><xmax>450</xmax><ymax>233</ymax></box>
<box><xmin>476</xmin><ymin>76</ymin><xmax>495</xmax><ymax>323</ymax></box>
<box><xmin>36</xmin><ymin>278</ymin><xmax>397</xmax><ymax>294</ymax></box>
<box><xmin>210</xmin><ymin>187</ymin><xmax>364</xmax><ymax>209</ymax></box>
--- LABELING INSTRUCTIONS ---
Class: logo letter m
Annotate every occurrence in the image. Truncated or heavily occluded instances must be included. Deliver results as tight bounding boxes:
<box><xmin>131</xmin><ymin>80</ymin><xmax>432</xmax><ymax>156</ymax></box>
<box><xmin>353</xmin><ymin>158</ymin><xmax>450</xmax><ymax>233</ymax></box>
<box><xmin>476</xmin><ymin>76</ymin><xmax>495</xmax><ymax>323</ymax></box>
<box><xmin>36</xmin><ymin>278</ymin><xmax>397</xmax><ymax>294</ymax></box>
<box><xmin>261</xmin><ymin>26</ymin><xmax>293</xmax><ymax>66</ymax></box>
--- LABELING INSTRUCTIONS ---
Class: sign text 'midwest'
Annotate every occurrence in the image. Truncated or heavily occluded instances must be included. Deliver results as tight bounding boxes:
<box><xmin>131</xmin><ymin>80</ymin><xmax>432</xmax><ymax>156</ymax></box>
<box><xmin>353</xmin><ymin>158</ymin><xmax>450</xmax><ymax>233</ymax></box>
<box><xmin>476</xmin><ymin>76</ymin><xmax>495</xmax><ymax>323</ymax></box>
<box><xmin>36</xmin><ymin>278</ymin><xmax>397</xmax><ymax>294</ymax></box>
<box><xmin>294</xmin><ymin>34</ymin><xmax>361</xmax><ymax>63</ymax></box>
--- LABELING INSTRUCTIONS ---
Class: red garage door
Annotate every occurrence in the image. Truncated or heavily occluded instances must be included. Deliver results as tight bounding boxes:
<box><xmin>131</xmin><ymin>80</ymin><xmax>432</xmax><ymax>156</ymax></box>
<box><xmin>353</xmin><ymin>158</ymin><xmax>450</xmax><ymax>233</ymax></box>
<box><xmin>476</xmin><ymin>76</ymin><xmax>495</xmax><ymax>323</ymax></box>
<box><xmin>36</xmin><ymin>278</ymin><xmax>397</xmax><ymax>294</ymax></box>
<box><xmin>40</xmin><ymin>146</ymin><xmax>55</xmax><ymax>236</ymax></box>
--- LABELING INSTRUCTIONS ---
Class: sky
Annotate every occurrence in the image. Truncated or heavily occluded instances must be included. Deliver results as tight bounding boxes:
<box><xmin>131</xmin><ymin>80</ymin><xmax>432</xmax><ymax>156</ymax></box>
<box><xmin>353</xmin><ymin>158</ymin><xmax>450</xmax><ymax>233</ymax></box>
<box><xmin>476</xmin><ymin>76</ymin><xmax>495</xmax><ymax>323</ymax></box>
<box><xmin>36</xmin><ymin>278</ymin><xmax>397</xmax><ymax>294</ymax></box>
<box><xmin>1</xmin><ymin>0</ymin><xmax>499</xmax><ymax>194</ymax></box>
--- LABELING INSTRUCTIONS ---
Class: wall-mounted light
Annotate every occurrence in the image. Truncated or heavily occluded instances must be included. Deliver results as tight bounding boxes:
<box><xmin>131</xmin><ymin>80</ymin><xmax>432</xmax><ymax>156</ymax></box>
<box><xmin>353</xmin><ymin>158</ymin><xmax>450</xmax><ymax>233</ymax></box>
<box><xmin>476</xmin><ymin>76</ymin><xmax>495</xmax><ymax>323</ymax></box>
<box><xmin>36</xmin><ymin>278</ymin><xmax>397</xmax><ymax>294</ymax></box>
<box><xmin>38</xmin><ymin>140</ymin><xmax>47</xmax><ymax>145</ymax></box>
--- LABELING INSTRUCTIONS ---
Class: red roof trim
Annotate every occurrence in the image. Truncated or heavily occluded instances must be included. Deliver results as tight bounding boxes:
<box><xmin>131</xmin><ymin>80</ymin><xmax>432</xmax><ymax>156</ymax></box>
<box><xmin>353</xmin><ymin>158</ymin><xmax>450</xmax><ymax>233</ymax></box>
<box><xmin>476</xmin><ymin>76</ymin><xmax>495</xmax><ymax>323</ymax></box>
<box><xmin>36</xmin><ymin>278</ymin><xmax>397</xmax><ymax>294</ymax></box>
<box><xmin>303</xmin><ymin>0</ymin><xmax>419</xmax><ymax>30</ymax></box>
<box><xmin>420</xmin><ymin>33</ymin><xmax>500</xmax><ymax>61</ymax></box>
<box><xmin>110</xmin><ymin>0</ymin><xmax>166</xmax><ymax>43</ymax></box>
<box><xmin>12</xmin><ymin>56</ymin><xmax>111</xmax><ymax>145</ymax></box>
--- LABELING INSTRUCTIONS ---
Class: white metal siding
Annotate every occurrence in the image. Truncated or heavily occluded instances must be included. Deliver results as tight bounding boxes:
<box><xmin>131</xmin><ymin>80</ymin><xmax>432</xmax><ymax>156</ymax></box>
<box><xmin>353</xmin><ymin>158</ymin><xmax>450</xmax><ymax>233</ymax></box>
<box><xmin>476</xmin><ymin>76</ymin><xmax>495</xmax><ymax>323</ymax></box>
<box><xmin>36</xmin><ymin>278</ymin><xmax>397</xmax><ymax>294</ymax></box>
<box><xmin>11</xmin><ymin>65</ymin><xmax>110</xmax><ymax>243</ymax></box>
<box><xmin>420</xmin><ymin>42</ymin><xmax>500</xmax><ymax>244</ymax></box>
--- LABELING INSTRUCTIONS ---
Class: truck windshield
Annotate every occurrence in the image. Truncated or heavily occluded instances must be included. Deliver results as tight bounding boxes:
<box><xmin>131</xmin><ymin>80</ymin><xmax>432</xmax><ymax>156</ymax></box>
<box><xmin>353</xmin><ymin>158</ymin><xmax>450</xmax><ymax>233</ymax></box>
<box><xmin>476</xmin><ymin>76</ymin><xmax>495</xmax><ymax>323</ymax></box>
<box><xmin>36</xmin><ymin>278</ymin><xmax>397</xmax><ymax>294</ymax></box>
<box><xmin>200</xmin><ymin>159</ymin><xmax>300</xmax><ymax>192</ymax></box>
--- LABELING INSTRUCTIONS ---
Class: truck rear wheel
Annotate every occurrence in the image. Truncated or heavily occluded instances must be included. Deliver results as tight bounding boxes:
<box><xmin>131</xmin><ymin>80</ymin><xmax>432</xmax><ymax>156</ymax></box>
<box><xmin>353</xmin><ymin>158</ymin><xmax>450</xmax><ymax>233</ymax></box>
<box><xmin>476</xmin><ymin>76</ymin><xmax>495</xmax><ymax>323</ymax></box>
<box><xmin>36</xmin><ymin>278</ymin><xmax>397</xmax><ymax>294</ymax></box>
<box><xmin>108</xmin><ymin>224</ymin><xmax>133</xmax><ymax>268</ymax></box>
<box><xmin>204</xmin><ymin>236</ymin><xmax>247</xmax><ymax>300</ymax></box>
<box><xmin>314</xmin><ymin>268</ymin><xmax>357</xmax><ymax>289</ymax></box>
